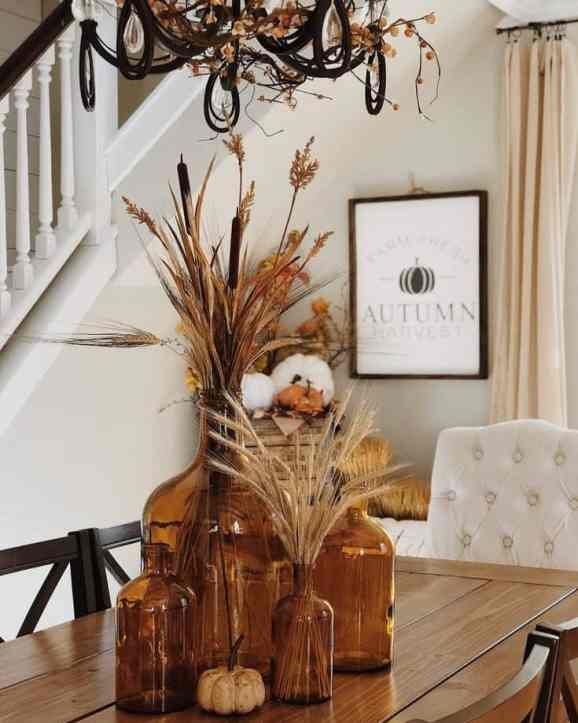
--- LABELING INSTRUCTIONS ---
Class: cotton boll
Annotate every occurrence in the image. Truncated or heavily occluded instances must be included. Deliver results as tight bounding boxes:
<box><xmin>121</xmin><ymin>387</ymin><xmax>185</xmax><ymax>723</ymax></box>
<box><xmin>241</xmin><ymin>373</ymin><xmax>275</xmax><ymax>411</ymax></box>
<box><xmin>271</xmin><ymin>354</ymin><xmax>335</xmax><ymax>405</ymax></box>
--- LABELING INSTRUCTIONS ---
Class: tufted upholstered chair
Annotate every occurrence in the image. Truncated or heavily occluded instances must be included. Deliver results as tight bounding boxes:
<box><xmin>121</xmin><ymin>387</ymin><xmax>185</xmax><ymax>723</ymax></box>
<box><xmin>380</xmin><ymin>419</ymin><xmax>578</xmax><ymax>569</ymax></box>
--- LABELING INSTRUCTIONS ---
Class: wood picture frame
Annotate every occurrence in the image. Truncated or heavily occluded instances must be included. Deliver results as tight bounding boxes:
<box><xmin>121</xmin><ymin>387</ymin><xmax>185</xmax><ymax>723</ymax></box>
<box><xmin>349</xmin><ymin>190</ymin><xmax>488</xmax><ymax>379</ymax></box>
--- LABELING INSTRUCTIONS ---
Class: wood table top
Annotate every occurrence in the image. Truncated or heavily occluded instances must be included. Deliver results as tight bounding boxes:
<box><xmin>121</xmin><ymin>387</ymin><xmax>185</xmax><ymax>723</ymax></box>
<box><xmin>1</xmin><ymin>557</ymin><xmax>578</xmax><ymax>723</ymax></box>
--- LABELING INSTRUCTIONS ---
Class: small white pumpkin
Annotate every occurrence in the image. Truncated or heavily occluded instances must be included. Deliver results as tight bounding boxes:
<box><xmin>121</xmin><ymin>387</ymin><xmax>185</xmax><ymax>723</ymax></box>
<box><xmin>197</xmin><ymin>665</ymin><xmax>266</xmax><ymax>715</ymax></box>
<box><xmin>241</xmin><ymin>372</ymin><xmax>275</xmax><ymax>411</ymax></box>
<box><xmin>271</xmin><ymin>353</ymin><xmax>335</xmax><ymax>405</ymax></box>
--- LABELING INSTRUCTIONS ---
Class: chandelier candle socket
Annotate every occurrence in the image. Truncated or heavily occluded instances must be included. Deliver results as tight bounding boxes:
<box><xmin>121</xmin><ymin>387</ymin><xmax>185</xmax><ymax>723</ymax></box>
<box><xmin>75</xmin><ymin>0</ymin><xmax>440</xmax><ymax>131</ymax></box>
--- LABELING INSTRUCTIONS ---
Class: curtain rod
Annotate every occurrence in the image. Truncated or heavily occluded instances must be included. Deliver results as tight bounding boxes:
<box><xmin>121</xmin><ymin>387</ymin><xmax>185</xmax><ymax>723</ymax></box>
<box><xmin>496</xmin><ymin>18</ymin><xmax>578</xmax><ymax>34</ymax></box>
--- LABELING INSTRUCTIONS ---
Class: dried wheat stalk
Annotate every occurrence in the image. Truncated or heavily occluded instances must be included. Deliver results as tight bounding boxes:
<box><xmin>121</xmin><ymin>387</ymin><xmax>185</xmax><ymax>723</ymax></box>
<box><xmin>207</xmin><ymin>389</ymin><xmax>408</xmax><ymax>566</ymax></box>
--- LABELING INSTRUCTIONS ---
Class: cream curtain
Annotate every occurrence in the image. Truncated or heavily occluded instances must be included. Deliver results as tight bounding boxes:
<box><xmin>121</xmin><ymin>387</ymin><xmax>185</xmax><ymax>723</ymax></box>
<box><xmin>490</xmin><ymin>33</ymin><xmax>578</xmax><ymax>426</ymax></box>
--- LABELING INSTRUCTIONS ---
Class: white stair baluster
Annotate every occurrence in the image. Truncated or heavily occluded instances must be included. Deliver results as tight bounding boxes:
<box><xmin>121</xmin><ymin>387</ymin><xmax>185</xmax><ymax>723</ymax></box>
<box><xmin>12</xmin><ymin>71</ymin><xmax>33</xmax><ymax>291</ymax></box>
<box><xmin>0</xmin><ymin>95</ymin><xmax>10</xmax><ymax>316</ymax></box>
<box><xmin>57</xmin><ymin>25</ymin><xmax>78</xmax><ymax>231</ymax></box>
<box><xmin>35</xmin><ymin>46</ymin><xmax>56</xmax><ymax>259</ymax></box>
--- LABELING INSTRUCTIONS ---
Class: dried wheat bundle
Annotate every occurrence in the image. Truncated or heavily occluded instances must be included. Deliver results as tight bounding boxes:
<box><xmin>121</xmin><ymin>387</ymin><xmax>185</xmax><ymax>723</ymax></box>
<box><xmin>54</xmin><ymin>135</ymin><xmax>333</xmax><ymax>395</ymax></box>
<box><xmin>208</xmin><ymin>389</ymin><xmax>408</xmax><ymax>566</ymax></box>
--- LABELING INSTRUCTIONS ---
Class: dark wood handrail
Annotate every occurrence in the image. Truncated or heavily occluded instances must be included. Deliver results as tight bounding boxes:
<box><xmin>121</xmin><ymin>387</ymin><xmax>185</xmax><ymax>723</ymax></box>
<box><xmin>0</xmin><ymin>0</ymin><xmax>74</xmax><ymax>102</ymax></box>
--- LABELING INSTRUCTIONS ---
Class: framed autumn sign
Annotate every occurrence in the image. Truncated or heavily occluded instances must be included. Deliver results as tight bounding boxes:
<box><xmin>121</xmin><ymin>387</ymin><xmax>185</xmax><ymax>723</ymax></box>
<box><xmin>349</xmin><ymin>190</ymin><xmax>488</xmax><ymax>379</ymax></box>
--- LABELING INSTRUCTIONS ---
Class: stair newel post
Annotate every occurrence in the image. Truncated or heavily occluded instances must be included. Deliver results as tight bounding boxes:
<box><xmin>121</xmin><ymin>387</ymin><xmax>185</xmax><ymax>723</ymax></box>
<box><xmin>35</xmin><ymin>46</ymin><xmax>56</xmax><ymax>260</ymax></box>
<box><xmin>12</xmin><ymin>70</ymin><xmax>34</xmax><ymax>291</ymax></box>
<box><xmin>72</xmin><ymin>0</ymin><xmax>118</xmax><ymax>246</ymax></box>
<box><xmin>57</xmin><ymin>25</ymin><xmax>79</xmax><ymax>232</ymax></box>
<box><xmin>0</xmin><ymin>95</ymin><xmax>10</xmax><ymax>317</ymax></box>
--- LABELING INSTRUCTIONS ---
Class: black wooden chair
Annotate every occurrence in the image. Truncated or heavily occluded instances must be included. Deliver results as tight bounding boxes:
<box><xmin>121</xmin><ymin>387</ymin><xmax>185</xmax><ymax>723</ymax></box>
<box><xmin>536</xmin><ymin>616</ymin><xmax>578</xmax><ymax>722</ymax></box>
<box><xmin>86</xmin><ymin>521</ymin><xmax>142</xmax><ymax>610</ymax></box>
<box><xmin>408</xmin><ymin>629</ymin><xmax>560</xmax><ymax>723</ymax></box>
<box><xmin>0</xmin><ymin>531</ymin><xmax>99</xmax><ymax>642</ymax></box>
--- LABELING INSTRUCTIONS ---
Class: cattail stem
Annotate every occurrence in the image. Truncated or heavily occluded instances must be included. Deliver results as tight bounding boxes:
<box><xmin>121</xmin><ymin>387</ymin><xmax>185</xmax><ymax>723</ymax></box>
<box><xmin>177</xmin><ymin>154</ymin><xmax>192</xmax><ymax>233</ymax></box>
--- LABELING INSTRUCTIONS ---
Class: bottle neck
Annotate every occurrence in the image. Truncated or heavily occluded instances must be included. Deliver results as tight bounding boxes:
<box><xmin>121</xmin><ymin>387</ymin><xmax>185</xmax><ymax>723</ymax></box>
<box><xmin>293</xmin><ymin>563</ymin><xmax>314</xmax><ymax>595</ymax></box>
<box><xmin>142</xmin><ymin>544</ymin><xmax>173</xmax><ymax>576</ymax></box>
<box><xmin>347</xmin><ymin>499</ymin><xmax>369</xmax><ymax>522</ymax></box>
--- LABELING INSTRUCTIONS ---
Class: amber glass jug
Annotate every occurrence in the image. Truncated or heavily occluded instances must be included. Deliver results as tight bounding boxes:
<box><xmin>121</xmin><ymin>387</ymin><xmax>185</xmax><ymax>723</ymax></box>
<box><xmin>272</xmin><ymin>563</ymin><xmax>334</xmax><ymax>704</ymax></box>
<box><xmin>142</xmin><ymin>396</ymin><xmax>290</xmax><ymax>677</ymax></box>
<box><xmin>314</xmin><ymin>502</ymin><xmax>395</xmax><ymax>672</ymax></box>
<box><xmin>115</xmin><ymin>544</ymin><xmax>196</xmax><ymax>713</ymax></box>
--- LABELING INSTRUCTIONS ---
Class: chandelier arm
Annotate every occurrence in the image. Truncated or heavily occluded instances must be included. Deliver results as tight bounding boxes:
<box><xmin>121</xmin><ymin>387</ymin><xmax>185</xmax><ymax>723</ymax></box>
<box><xmin>116</xmin><ymin>0</ymin><xmax>155</xmax><ymax>79</ymax></box>
<box><xmin>256</xmin><ymin>21</ymin><xmax>317</xmax><ymax>56</ymax></box>
<box><xmin>204</xmin><ymin>71</ymin><xmax>240</xmax><ymax>133</ymax></box>
<box><xmin>311</xmin><ymin>0</ymin><xmax>352</xmax><ymax>76</ymax></box>
<box><xmin>364</xmin><ymin>49</ymin><xmax>386</xmax><ymax>114</ymax></box>
<box><xmin>79</xmin><ymin>25</ymin><xmax>96</xmax><ymax>111</ymax></box>
<box><xmin>80</xmin><ymin>19</ymin><xmax>119</xmax><ymax>67</ymax></box>
<box><xmin>147</xmin><ymin>12</ymin><xmax>209</xmax><ymax>58</ymax></box>
<box><xmin>149</xmin><ymin>55</ymin><xmax>188</xmax><ymax>73</ymax></box>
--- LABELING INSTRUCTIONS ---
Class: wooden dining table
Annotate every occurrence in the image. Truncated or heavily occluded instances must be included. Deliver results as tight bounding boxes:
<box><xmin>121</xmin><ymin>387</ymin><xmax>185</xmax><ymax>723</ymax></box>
<box><xmin>2</xmin><ymin>557</ymin><xmax>578</xmax><ymax>723</ymax></box>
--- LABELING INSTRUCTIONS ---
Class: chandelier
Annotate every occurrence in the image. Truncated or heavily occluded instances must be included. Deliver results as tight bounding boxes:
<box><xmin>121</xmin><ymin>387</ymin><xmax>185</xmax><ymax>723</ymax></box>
<box><xmin>76</xmin><ymin>0</ymin><xmax>440</xmax><ymax>133</ymax></box>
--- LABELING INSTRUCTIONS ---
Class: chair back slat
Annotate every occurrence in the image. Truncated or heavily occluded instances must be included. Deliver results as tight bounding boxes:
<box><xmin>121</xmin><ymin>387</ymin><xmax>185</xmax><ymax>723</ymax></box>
<box><xmin>102</xmin><ymin>549</ymin><xmax>131</xmax><ymax>587</ymax></box>
<box><xmin>0</xmin><ymin>536</ymin><xmax>78</xmax><ymax>575</ymax></box>
<box><xmin>86</xmin><ymin>521</ymin><xmax>142</xmax><ymax>612</ymax></box>
<box><xmin>0</xmin><ymin>532</ymin><xmax>98</xmax><ymax>641</ymax></box>
<box><xmin>408</xmin><ymin>631</ymin><xmax>559</xmax><ymax>723</ymax></box>
<box><xmin>97</xmin><ymin>522</ymin><xmax>141</xmax><ymax>551</ymax></box>
<box><xmin>17</xmin><ymin>561</ymin><xmax>68</xmax><ymax>637</ymax></box>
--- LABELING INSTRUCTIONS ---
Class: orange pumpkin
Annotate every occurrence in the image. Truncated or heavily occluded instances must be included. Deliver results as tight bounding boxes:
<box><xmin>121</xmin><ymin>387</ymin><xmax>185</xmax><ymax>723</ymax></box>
<box><xmin>293</xmin><ymin>387</ymin><xmax>324</xmax><ymax>414</ymax></box>
<box><xmin>274</xmin><ymin>383</ymin><xmax>307</xmax><ymax>409</ymax></box>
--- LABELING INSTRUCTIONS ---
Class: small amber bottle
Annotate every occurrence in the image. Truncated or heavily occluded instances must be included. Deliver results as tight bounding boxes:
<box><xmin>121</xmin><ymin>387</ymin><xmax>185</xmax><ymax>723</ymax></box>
<box><xmin>272</xmin><ymin>563</ymin><xmax>334</xmax><ymax>704</ymax></box>
<box><xmin>315</xmin><ymin>502</ymin><xmax>395</xmax><ymax>672</ymax></box>
<box><xmin>116</xmin><ymin>543</ymin><xmax>197</xmax><ymax>713</ymax></box>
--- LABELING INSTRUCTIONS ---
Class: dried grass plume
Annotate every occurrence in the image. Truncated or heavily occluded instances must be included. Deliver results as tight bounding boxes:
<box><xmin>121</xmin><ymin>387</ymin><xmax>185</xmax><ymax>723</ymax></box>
<box><xmin>208</xmin><ymin>389</ymin><xmax>408</xmax><ymax>565</ymax></box>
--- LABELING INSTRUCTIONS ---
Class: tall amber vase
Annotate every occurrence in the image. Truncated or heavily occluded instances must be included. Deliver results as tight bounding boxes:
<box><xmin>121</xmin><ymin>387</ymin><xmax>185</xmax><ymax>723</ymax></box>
<box><xmin>115</xmin><ymin>544</ymin><xmax>196</xmax><ymax>713</ymax></box>
<box><xmin>272</xmin><ymin>563</ymin><xmax>334</xmax><ymax>704</ymax></box>
<box><xmin>314</xmin><ymin>502</ymin><xmax>395</xmax><ymax>672</ymax></box>
<box><xmin>142</xmin><ymin>396</ymin><xmax>289</xmax><ymax>677</ymax></box>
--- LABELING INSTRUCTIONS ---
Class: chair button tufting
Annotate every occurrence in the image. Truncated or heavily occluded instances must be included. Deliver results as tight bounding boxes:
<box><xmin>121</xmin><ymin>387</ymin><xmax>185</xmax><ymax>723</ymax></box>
<box><xmin>447</xmin><ymin>490</ymin><xmax>457</xmax><ymax>501</ymax></box>
<box><xmin>544</xmin><ymin>540</ymin><xmax>554</xmax><ymax>555</ymax></box>
<box><xmin>555</xmin><ymin>452</ymin><xmax>566</xmax><ymax>466</ymax></box>
<box><xmin>527</xmin><ymin>492</ymin><xmax>539</xmax><ymax>507</ymax></box>
<box><xmin>485</xmin><ymin>491</ymin><xmax>496</xmax><ymax>505</ymax></box>
<box><xmin>569</xmin><ymin>497</ymin><xmax>578</xmax><ymax>511</ymax></box>
<box><xmin>462</xmin><ymin>534</ymin><xmax>472</xmax><ymax>547</ymax></box>
<box><xmin>502</xmin><ymin>535</ymin><xmax>514</xmax><ymax>549</ymax></box>
<box><xmin>474</xmin><ymin>448</ymin><xmax>484</xmax><ymax>460</ymax></box>
<box><xmin>513</xmin><ymin>450</ymin><xmax>523</xmax><ymax>463</ymax></box>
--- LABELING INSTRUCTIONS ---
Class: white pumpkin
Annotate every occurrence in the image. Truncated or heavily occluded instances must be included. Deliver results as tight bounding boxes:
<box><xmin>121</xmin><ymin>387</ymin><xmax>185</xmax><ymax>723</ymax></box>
<box><xmin>241</xmin><ymin>372</ymin><xmax>275</xmax><ymax>411</ymax></box>
<box><xmin>271</xmin><ymin>354</ymin><xmax>335</xmax><ymax>405</ymax></box>
<box><xmin>197</xmin><ymin>665</ymin><xmax>266</xmax><ymax>715</ymax></box>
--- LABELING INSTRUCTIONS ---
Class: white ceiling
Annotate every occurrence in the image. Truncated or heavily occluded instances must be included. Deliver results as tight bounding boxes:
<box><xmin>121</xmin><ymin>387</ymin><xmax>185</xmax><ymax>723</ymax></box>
<box><xmin>489</xmin><ymin>0</ymin><xmax>578</xmax><ymax>25</ymax></box>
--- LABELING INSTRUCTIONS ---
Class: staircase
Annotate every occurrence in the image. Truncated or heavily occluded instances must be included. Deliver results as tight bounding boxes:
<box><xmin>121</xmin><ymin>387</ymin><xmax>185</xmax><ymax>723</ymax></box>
<box><xmin>0</xmin><ymin>0</ymin><xmax>209</xmax><ymax>435</ymax></box>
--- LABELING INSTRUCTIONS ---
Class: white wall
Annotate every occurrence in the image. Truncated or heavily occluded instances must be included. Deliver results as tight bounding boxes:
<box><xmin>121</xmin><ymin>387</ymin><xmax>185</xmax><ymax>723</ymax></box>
<box><xmin>4</xmin><ymin>0</ymin><xmax>578</xmax><ymax>637</ymax></box>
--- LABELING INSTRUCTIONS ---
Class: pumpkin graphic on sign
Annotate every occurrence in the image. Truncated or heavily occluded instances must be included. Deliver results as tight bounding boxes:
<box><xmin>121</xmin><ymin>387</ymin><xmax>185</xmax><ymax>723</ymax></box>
<box><xmin>399</xmin><ymin>258</ymin><xmax>436</xmax><ymax>295</ymax></box>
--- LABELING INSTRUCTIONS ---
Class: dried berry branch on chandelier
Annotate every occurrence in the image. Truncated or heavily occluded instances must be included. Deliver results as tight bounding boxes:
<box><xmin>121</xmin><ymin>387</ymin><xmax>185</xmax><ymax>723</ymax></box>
<box><xmin>76</xmin><ymin>0</ymin><xmax>440</xmax><ymax>131</ymax></box>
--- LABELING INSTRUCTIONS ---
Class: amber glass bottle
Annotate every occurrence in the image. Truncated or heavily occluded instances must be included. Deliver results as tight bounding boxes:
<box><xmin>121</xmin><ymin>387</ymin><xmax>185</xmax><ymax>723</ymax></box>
<box><xmin>115</xmin><ymin>544</ymin><xmax>196</xmax><ymax>713</ymax></box>
<box><xmin>314</xmin><ymin>502</ymin><xmax>395</xmax><ymax>672</ymax></box>
<box><xmin>272</xmin><ymin>563</ymin><xmax>334</xmax><ymax>704</ymax></box>
<box><xmin>142</xmin><ymin>398</ymin><xmax>290</xmax><ymax>677</ymax></box>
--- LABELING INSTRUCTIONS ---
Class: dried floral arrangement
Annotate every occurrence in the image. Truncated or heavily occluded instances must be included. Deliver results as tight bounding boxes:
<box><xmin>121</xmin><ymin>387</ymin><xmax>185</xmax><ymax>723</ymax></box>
<box><xmin>81</xmin><ymin>0</ymin><xmax>440</xmax><ymax>133</ymax></box>
<box><xmin>262</xmin><ymin>292</ymin><xmax>351</xmax><ymax>372</ymax></box>
<box><xmin>57</xmin><ymin>134</ymin><xmax>334</xmax><ymax>399</ymax></box>
<box><xmin>208</xmin><ymin>389</ymin><xmax>406</xmax><ymax>565</ymax></box>
<box><xmin>208</xmin><ymin>389</ymin><xmax>407</xmax><ymax>701</ymax></box>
